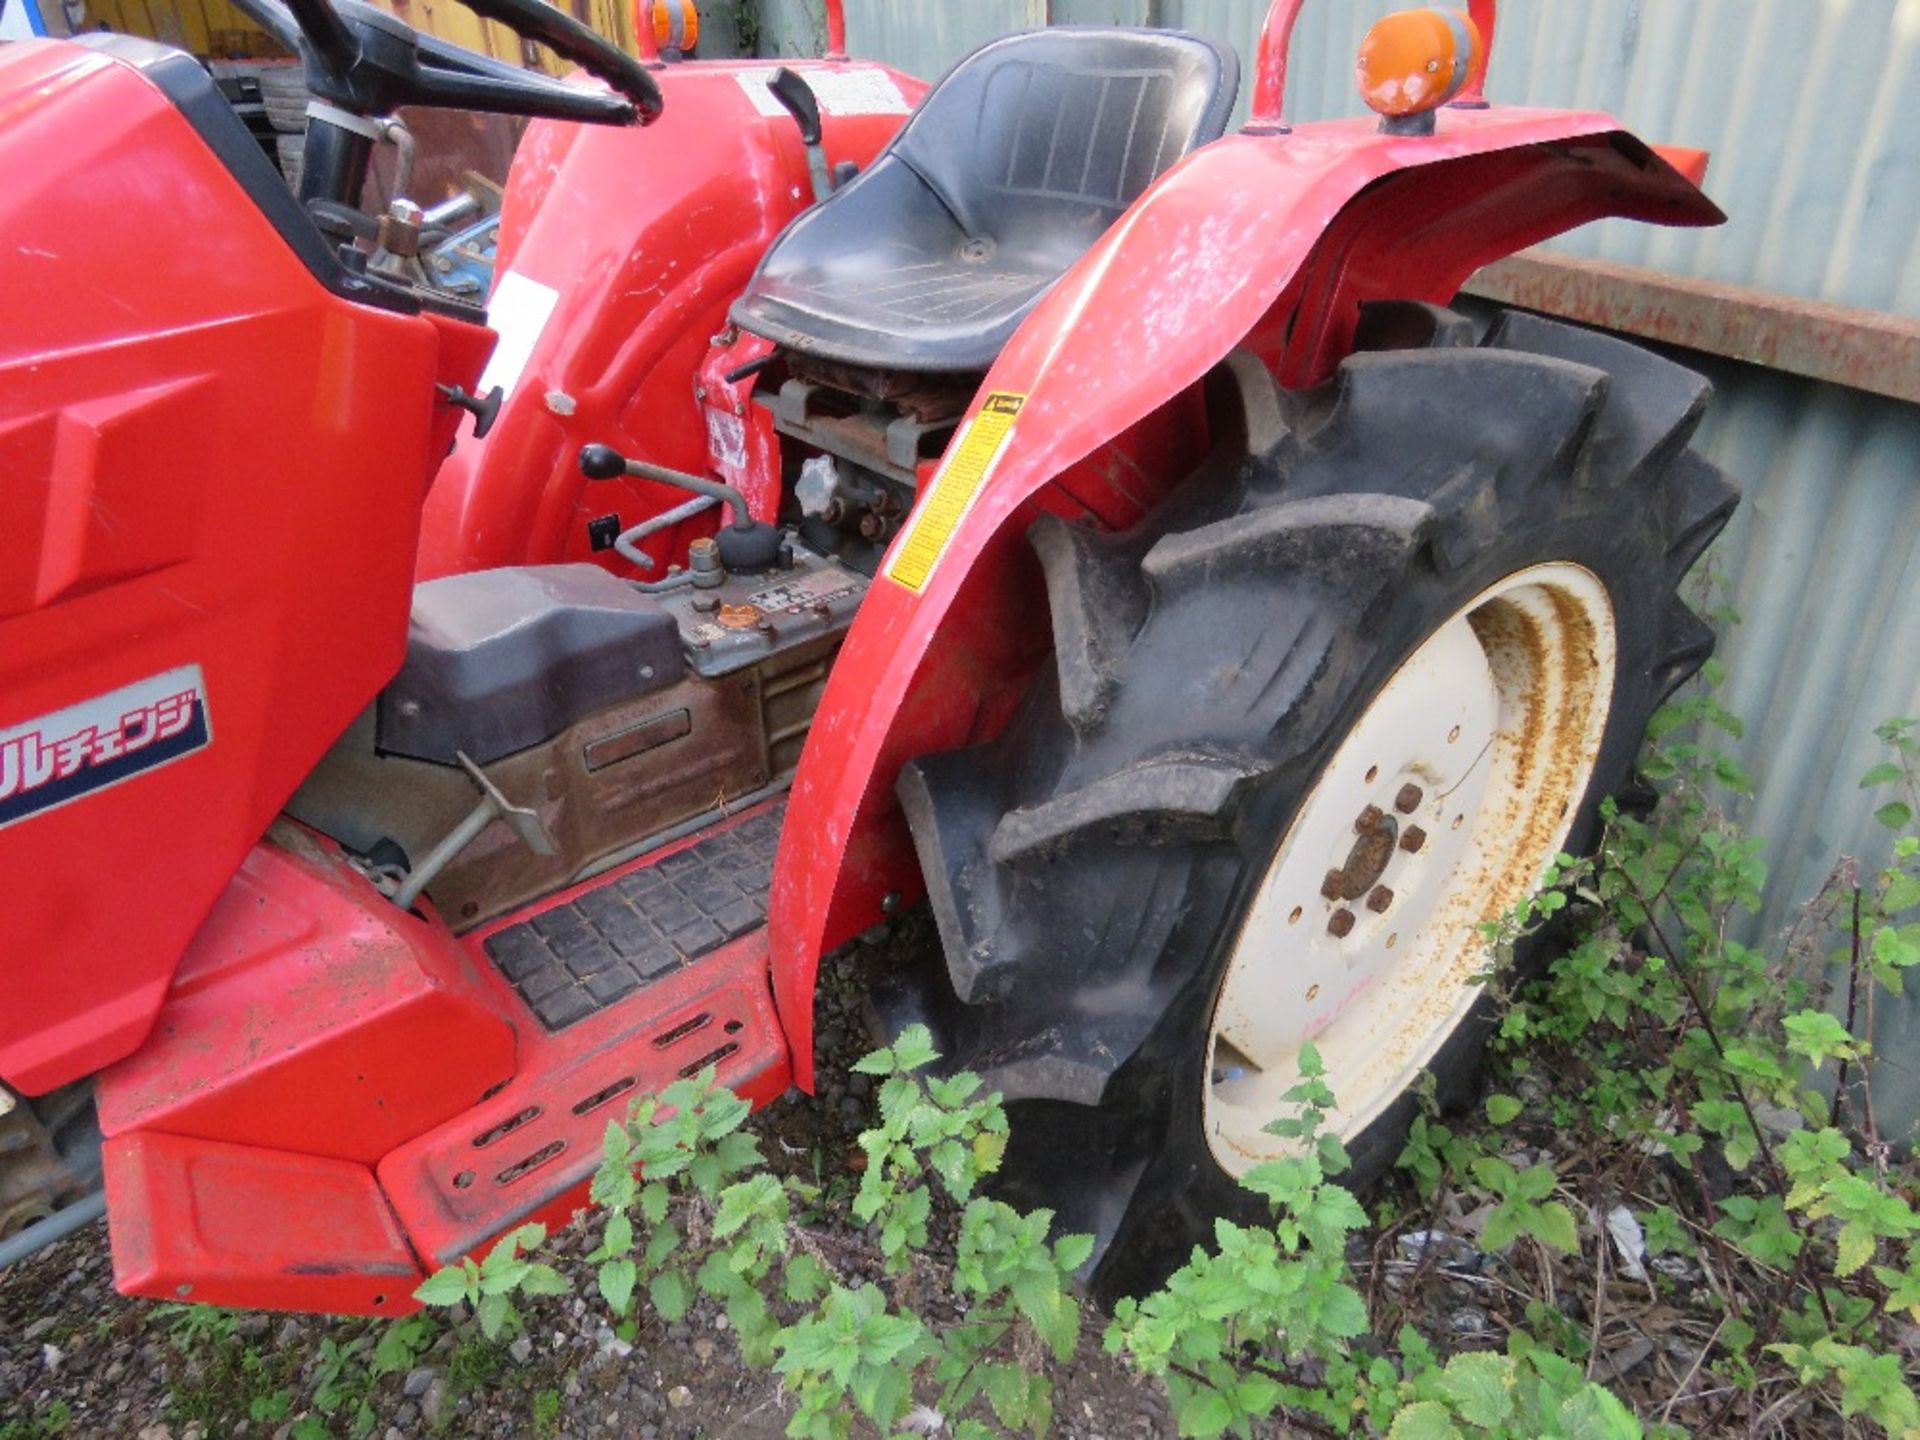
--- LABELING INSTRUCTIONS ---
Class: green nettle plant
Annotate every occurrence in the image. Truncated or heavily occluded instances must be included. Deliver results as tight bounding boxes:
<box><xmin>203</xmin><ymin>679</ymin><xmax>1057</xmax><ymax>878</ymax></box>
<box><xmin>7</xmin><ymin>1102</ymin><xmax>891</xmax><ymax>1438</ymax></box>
<box><xmin>1472</xmin><ymin>686</ymin><xmax>1920</xmax><ymax>1436</ymax></box>
<box><xmin>416</xmin><ymin>1027</ymin><xmax>1086</xmax><ymax>1439</ymax></box>
<box><xmin>402</xmin><ymin>668</ymin><xmax>1920</xmax><ymax>1440</ymax></box>
<box><xmin>1102</xmin><ymin>1046</ymin><xmax>1640</xmax><ymax>1440</ymax></box>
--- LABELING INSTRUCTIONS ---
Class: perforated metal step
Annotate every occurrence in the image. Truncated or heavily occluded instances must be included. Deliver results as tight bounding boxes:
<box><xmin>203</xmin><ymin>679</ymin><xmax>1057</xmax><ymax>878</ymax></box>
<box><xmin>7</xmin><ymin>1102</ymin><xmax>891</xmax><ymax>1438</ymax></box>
<box><xmin>481</xmin><ymin>804</ymin><xmax>783</xmax><ymax>1031</ymax></box>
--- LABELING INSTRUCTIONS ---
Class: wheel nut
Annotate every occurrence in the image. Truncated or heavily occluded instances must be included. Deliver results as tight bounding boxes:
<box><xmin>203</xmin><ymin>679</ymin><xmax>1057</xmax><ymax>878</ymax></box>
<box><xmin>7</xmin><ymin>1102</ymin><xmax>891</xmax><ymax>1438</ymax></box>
<box><xmin>1327</xmin><ymin>908</ymin><xmax>1356</xmax><ymax>939</ymax></box>
<box><xmin>1400</xmin><ymin>825</ymin><xmax>1427</xmax><ymax>854</ymax></box>
<box><xmin>1355</xmin><ymin>804</ymin><xmax>1388</xmax><ymax>834</ymax></box>
<box><xmin>1321</xmin><ymin>870</ymin><xmax>1346</xmax><ymax>901</ymax></box>
<box><xmin>1366</xmin><ymin>885</ymin><xmax>1394</xmax><ymax>914</ymax></box>
<box><xmin>1395</xmin><ymin>783</ymin><xmax>1424</xmax><ymax>814</ymax></box>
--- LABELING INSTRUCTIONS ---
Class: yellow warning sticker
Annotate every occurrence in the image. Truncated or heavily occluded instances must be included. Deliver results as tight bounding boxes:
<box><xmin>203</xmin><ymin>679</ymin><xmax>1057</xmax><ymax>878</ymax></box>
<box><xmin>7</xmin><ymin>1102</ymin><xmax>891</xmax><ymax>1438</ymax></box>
<box><xmin>883</xmin><ymin>392</ymin><xmax>1025</xmax><ymax>594</ymax></box>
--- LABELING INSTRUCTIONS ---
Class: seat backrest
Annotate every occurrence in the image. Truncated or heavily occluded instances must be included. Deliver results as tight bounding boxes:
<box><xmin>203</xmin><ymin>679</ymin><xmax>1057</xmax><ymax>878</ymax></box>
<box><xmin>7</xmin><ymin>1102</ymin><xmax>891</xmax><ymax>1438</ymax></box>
<box><xmin>894</xmin><ymin>27</ymin><xmax>1238</xmax><ymax>268</ymax></box>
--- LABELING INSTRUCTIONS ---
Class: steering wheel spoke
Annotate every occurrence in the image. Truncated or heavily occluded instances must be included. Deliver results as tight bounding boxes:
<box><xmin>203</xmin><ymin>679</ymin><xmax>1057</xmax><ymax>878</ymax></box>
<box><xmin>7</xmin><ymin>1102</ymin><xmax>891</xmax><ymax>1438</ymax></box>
<box><xmin>230</xmin><ymin>0</ymin><xmax>661</xmax><ymax>137</ymax></box>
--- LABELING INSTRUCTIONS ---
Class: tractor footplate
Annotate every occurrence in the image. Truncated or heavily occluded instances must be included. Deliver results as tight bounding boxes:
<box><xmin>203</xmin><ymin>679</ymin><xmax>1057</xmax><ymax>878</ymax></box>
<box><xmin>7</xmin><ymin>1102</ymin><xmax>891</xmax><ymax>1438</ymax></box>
<box><xmin>481</xmin><ymin>803</ymin><xmax>784</xmax><ymax>1031</ymax></box>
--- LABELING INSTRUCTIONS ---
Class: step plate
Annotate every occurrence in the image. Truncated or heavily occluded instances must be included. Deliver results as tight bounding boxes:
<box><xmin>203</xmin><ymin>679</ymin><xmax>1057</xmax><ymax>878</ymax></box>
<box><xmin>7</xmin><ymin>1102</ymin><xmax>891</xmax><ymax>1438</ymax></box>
<box><xmin>481</xmin><ymin>804</ymin><xmax>784</xmax><ymax>1031</ymax></box>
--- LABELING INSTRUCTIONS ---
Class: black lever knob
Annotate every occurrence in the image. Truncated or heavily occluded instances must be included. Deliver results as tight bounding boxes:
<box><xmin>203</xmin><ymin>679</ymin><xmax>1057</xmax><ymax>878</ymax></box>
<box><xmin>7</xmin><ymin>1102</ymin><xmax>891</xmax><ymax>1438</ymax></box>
<box><xmin>437</xmin><ymin>382</ymin><xmax>504</xmax><ymax>438</ymax></box>
<box><xmin>578</xmin><ymin>443</ymin><xmax>629</xmax><ymax>480</ymax></box>
<box><xmin>767</xmin><ymin>67</ymin><xmax>822</xmax><ymax>146</ymax></box>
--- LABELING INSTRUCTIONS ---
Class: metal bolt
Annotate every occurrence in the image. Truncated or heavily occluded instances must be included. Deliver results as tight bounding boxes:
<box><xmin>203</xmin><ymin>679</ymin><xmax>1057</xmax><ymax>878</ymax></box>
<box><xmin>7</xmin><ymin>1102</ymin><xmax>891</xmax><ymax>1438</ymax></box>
<box><xmin>1395</xmin><ymin>784</ymin><xmax>1424</xmax><ymax>814</ymax></box>
<box><xmin>881</xmin><ymin>891</ymin><xmax>902</xmax><ymax>916</ymax></box>
<box><xmin>1327</xmin><ymin>908</ymin><xmax>1356</xmax><ymax>939</ymax></box>
<box><xmin>1400</xmin><ymin>825</ymin><xmax>1427</xmax><ymax>854</ymax></box>
<box><xmin>1355</xmin><ymin>804</ymin><xmax>1388</xmax><ymax>834</ymax></box>
<box><xmin>1366</xmin><ymin>885</ymin><xmax>1394</xmax><ymax>914</ymax></box>
<box><xmin>1320</xmin><ymin>870</ymin><xmax>1346</xmax><ymax>901</ymax></box>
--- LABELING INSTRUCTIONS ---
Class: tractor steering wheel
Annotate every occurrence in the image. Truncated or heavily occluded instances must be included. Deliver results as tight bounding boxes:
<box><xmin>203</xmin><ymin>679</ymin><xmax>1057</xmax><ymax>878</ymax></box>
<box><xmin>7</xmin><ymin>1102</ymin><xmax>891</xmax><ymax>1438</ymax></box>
<box><xmin>231</xmin><ymin>0</ymin><xmax>663</xmax><ymax>128</ymax></box>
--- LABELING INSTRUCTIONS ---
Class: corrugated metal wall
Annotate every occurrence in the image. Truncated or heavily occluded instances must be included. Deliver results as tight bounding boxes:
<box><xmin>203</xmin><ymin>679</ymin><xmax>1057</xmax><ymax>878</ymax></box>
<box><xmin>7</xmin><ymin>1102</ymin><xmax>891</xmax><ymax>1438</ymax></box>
<box><xmin>769</xmin><ymin>1</ymin><xmax>1920</xmax><ymax>316</ymax></box>
<box><xmin>762</xmin><ymin>1</ymin><xmax>1920</xmax><ymax>1123</ymax></box>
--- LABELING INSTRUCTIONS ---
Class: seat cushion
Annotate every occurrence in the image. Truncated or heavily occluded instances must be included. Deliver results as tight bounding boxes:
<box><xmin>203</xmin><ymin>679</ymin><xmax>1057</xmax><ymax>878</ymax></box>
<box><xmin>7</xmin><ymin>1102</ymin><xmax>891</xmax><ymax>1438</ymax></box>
<box><xmin>732</xmin><ymin>27</ymin><xmax>1239</xmax><ymax>374</ymax></box>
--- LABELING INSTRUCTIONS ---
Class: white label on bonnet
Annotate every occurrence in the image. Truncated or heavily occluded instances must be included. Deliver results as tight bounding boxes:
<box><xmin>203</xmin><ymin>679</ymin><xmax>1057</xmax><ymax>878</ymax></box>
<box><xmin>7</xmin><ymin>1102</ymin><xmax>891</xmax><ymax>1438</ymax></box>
<box><xmin>735</xmin><ymin>67</ymin><xmax>909</xmax><ymax>119</ymax></box>
<box><xmin>478</xmin><ymin>270</ymin><xmax>561</xmax><ymax>402</ymax></box>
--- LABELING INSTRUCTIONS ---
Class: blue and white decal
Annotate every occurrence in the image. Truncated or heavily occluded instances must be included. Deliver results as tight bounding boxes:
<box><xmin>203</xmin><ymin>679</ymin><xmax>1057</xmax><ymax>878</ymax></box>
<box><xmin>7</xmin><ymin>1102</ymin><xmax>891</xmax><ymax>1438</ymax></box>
<box><xmin>0</xmin><ymin>665</ymin><xmax>211</xmax><ymax>830</ymax></box>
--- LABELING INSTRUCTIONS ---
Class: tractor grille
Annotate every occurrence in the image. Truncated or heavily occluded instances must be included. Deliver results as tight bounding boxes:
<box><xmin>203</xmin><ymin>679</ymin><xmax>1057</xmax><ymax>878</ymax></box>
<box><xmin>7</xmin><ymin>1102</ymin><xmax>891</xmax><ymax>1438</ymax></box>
<box><xmin>480</xmin><ymin>803</ymin><xmax>783</xmax><ymax>1031</ymax></box>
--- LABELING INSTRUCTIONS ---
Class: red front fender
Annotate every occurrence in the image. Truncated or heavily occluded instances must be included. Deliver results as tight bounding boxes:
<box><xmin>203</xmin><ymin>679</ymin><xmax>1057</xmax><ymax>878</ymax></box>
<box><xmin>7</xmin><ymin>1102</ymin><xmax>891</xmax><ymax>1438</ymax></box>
<box><xmin>767</xmin><ymin>106</ymin><xmax>1722</xmax><ymax>1086</ymax></box>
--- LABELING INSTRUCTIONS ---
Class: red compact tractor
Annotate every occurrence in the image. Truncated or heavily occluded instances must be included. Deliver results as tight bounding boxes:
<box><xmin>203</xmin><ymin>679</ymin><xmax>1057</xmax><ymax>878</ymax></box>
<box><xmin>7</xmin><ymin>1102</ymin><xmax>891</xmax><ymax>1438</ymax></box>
<box><xmin>0</xmin><ymin>0</ymin><xmax>1737</xmax><ymax>1309</ymax></box>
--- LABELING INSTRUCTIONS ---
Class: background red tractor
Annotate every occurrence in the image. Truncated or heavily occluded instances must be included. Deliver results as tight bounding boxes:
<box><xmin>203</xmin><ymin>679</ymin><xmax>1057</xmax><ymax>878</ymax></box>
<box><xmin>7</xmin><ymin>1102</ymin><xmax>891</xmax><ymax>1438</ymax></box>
<box><xmin>0</xmin><ymin>0</ymin><xmax>1734</xmax><ymax>1309</ymax></box>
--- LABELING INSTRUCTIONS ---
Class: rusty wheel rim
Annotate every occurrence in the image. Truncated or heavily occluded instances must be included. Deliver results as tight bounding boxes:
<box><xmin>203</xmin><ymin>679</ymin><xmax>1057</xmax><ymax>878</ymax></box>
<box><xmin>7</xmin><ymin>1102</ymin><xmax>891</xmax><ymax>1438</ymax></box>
<box><xmin>1203</xmin><ymin>562</ymin><xmax>1616</xmax><ymax>1175</ymax></box>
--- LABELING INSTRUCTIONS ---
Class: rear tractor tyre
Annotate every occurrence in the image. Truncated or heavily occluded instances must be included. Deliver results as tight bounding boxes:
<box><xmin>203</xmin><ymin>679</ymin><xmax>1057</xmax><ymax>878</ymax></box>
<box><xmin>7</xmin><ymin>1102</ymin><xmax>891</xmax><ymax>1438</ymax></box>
<box><xmin>888</xmin><ymin>303</ymin><xmax>1739</xmax><ymax>1303</ymax></box>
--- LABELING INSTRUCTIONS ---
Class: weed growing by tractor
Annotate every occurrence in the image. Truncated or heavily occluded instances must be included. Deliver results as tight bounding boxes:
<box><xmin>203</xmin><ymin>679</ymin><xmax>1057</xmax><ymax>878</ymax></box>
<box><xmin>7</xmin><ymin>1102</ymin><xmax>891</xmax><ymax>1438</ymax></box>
<box><xmin>389</xmin><ymin>679</ymin><xmax>1920</xmax><ymax>1439</ymax></box>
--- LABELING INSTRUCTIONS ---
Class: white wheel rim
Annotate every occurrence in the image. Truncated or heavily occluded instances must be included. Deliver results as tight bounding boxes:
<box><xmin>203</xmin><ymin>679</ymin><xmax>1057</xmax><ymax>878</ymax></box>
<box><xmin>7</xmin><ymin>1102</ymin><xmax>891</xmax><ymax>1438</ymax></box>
<box><xmin>1203</xmin><ymin>563</ymin><xmax>1617</xmax><ymax>1175</ymax></box>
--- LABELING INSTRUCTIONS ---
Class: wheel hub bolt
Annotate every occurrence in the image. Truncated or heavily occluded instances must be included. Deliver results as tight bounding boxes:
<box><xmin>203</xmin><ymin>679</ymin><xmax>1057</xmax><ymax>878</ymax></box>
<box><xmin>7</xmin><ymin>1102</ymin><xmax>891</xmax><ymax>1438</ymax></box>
<box><xmin>1366</xmin><ymin>885</ymin><xmax>1394</xmax><ymax>914</ymax></box>
<box><xmin>1400</xmin><ymin>825</ymin><xmax>1427</xmax><ymax>854</ymax></box>
<box><xmin>1320</xmin><ymin>870</ymin><xmax>1345</xmax><ymax>901</ymax></box>
<box><xmin>1395</xmin><ymin>783</ymin><xmax>1424</xmax><ymax>814</ymax></box>
<box><xmin>1355</xmin><ymin>804</ymin><xmax>1389</xmax><ymax>834</ymax></box>
<box><xmin>1327</xmin><ymin>908</ymin><xmax>1356</xmax><ymax>938</ymax></box>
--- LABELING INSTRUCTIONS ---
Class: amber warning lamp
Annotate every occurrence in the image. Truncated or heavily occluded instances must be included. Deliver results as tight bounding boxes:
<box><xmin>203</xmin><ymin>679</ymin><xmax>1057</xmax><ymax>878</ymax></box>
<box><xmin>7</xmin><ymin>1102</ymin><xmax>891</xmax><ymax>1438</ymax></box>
<box><xmin>1356</xmin><ymin>7</ymin><xmax>1483</xmax><ymax>135</ymax></box>
<box><xmin>632</xmin><ymin>0</ymin><xmax>699</xmax><ymax>63</ymax></box>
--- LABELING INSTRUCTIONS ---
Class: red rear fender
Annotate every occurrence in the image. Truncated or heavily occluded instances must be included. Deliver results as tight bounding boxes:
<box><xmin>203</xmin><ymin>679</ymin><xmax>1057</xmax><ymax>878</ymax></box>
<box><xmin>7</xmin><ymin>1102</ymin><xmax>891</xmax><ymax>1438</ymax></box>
<box><xmin>767</xmin><ymin>108</ymin><xmax>1722</xmax><ymax>1085</ymax></box>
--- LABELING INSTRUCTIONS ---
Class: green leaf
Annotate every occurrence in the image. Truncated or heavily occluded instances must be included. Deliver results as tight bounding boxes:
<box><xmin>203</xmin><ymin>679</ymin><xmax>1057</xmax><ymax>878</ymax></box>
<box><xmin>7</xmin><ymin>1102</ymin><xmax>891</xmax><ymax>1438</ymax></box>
<box><xmin>981</xmin><ymin>1363</ymin><xmax>1032</xmax><ymax>1430</ymax></box>
<box><xmin>1481</xmin><ymin>1205</ymin><xmax>1522</xmax><ymax>1252</ymax></box>
<box><xmin>519</xmin><ymin>1263</ymin><xmax>571</xmax><ymax>1297</ymax></box>
<box><xmin>1783</xmin><ymin>1010</ymin><xmax>1859</xmax><ymax>1067</ymax></box>
<box><xmin>1527</xmin><ymin>1200</ymin><xmax>1580</xmax><ymax>1254</ymax></box>
<box><xmin>1884</xmin><ymin>872</ymin><xmax>1920</xmax><ymax>914</ymax></box>
<box><xmin>891</xmin><ymin>1025</ymin><xmax>939</xmax><ymax>1073</ymax></box>
<box><xmin>640</xmin><ymin>1182</ymin><xmax>670</xmax><ymax>1226</ymax></box>
<box><xmin>1386</xmin><ymin>1401</ymin><xmax>1465</xmax><ymax>1440</ymax></box>
<box><xmin>1485</xmin><ymin>1093</ymin><xmax>1524</xmax><ymax>1126</ymax></box>
<box><xmin>1554</xmin><ymin>1382</ymin><xmax>1644</xmax><ymax>1439</ymax></box>
<box><xmin>782</xmin><ymin>1252</ymin><xmax>830</xmax><ymax>1303</ymax></box>
<box><xmin>1877</xmin><ymin>801</ymin><xmax>1914</xmax><ymax>832</ymax></box>
<box><xmin>1174</xmin><ymin>1387</ymin><xmax>1235</xmax><ymax>1439</ymax></box>
<box><xmin>972</xmin><ymin>1129</ymin><xmax>1008</xmax><ymax>1176</ymax></box>
<box><xmin>1835</xmin><ymin>1221</ymin><xmax>1878</xmax><ymax>1278</ymax></box>
<box><xmin>1861</xmin><ymin>761</ymin><xmax>1905</xmax><ymax>788</ymax></box>
<box><xmin>850</xmin><ymin>1046</ymin><xmax>894</xmax><ymax>1076</ymax></box>
<box><xmin>650</xmin><ymin>1270</ymin><xmax>690</xmax><ymax>1323</ymax></box>
<box><xmin>496</xmin><ymin>1222</ymin><xmax>545</xmax><ymax>1264</ymax></box>
<box><xmin>412</xmin><ymin>1266</ymin><xmax>470</xmax><ymax>1308</ymax></box>
<box><xmin>603</xmin><ymin>1209</ymin><xmax>633</xmax><ymax>1258</ymax></box>
<box><xmin>1438</xmin><ymin>1352</ymin><xmax>1516</xmax><ymax>1427</ymax></box>
<box><xmin>599</xmin><ymin>1257</ymin><xmax>637</xmax><ymax>1315</ymax></box>
<box><xmin>476</xmin><ymin>1292</ymin><xmax>511</xmax><ymax>1339</ymax></box>
<box><xmin>1053</xmin><ymin>1232</ymin><xmax>1095</xmax><ymax>1274</ymax></box>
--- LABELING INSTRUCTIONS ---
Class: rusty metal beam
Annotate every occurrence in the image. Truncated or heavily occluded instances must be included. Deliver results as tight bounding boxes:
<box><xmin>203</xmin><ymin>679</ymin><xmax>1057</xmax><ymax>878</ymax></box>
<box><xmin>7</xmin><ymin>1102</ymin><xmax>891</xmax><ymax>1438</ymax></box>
<box><xmin>1462</xmin><ymin>249</ymin><xmax>1920</xmax><ymax>406</ymax></box>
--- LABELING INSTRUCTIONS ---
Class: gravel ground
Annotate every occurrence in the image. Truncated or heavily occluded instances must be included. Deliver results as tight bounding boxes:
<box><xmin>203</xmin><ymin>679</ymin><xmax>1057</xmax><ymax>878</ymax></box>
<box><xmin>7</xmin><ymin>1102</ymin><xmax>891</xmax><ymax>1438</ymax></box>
<box><xmin>0</xmin><ymin>915</ymin><xmax>1177</xmax><ymax>1439</ymax></box>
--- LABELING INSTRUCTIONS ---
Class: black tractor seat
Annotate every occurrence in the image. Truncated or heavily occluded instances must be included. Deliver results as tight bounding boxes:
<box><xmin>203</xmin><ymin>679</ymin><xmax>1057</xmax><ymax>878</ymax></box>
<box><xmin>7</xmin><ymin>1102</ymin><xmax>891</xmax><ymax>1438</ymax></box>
<box><xmin>731</xmin><ymin>27</ymin><xmax>1239</xmax><ymax>375</ymax></box>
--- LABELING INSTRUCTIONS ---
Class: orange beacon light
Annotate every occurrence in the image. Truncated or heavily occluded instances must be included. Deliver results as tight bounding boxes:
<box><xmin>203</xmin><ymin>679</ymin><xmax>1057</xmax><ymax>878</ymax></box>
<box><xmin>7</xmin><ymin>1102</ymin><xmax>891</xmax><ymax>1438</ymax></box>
<box><xmin>1356</xmin><ymin>8</ymin><xmax>1483</xmax><ymax>134</ymax></box>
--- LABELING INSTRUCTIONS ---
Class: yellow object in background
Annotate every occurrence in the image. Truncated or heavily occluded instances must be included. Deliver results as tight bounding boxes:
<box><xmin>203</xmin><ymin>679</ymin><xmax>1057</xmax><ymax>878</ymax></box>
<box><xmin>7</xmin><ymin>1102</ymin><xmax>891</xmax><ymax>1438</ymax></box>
<box><xmin>79</xmin><ymin>0</ymin><xmax>646</xmax><ymax>69</ymax></box>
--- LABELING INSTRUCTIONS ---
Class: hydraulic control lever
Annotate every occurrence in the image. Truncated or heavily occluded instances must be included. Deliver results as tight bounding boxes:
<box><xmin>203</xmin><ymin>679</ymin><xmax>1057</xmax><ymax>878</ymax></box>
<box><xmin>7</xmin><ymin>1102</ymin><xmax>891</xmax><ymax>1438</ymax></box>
<box><xmin>578</xmin><ymin>443</ymin><xmax>783</xmax><ymax>572</ymax></box>
<box><xmin>767</xmin><ymin>67</ymin><xmax>833</xmax><ymax>204</ymax></box>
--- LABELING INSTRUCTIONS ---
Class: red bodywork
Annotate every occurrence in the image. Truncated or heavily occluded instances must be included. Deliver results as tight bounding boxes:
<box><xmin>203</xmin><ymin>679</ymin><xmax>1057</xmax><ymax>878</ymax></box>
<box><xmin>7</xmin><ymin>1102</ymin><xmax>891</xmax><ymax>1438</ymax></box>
<box><xmin>0</xmin><ymin>41</ymin><xmax>491</xmax><ymax>1095</ymax></box>
<box><xmin>5</xmin><ymin>1</ymin><xmax>1723</xmax><ymax>1313</ymax></box>
<box><xmin>416</xmin><ymin>59</ymin><xmax>923</xmax><ymax>579</ymax></box>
